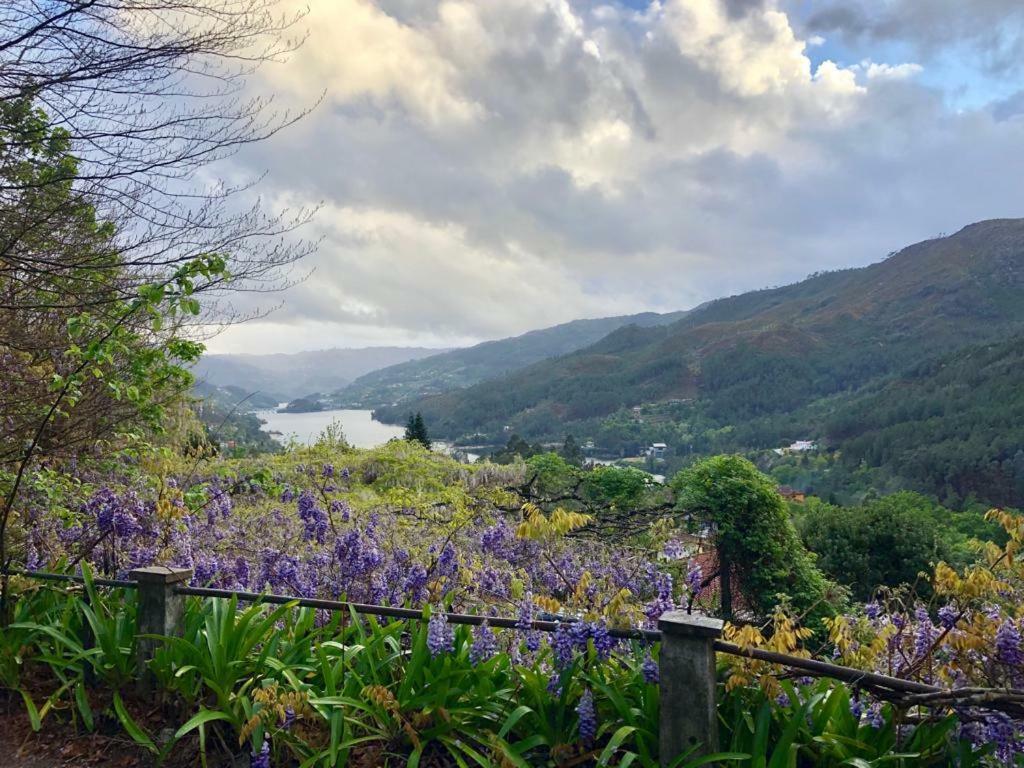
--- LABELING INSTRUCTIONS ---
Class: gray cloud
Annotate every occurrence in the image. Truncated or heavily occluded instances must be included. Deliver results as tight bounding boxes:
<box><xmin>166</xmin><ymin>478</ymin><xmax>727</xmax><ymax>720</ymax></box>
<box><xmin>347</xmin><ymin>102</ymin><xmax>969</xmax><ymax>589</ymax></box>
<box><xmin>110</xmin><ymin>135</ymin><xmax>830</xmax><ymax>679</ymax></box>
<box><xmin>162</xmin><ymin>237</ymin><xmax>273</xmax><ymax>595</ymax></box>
<box><xmin>206</xmin><ymin>0</ymin><xmax>1024</xmax><ymax>353</ymax></box>
<box><xmin>804</xmin><ymin>0</ymin><xmax>1024</xmax><ymax>75</ymax></box>
<box><xmin>722</xmin><ymin>0</ymin><xmax>769</xmax><ymax>19</ymax></box>
<box><xmin>993</xmin><ymin>90</ymin><xmax>1024</xmax><ymax>122</ymax></box>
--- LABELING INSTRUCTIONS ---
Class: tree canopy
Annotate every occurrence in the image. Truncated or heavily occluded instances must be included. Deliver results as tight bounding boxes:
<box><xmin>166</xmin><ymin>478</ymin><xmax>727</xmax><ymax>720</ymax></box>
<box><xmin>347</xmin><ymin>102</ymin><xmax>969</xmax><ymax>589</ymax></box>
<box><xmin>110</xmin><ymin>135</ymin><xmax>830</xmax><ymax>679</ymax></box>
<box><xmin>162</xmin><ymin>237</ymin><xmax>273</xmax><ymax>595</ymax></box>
<box><xmin>672</xmin><ymin>455</ymin><xmax>837</xmax><ymax>623</ymax></box>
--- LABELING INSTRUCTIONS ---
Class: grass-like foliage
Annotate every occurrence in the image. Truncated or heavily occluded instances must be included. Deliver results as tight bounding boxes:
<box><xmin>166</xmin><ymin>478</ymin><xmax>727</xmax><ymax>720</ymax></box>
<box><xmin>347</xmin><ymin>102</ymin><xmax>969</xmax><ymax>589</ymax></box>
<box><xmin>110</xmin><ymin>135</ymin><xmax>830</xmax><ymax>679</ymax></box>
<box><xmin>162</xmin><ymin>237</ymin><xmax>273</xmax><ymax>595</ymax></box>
<box><xmin>4</xmin><ymin>575</ymin><xmax>992</xmax><ymax>767</ymax></box>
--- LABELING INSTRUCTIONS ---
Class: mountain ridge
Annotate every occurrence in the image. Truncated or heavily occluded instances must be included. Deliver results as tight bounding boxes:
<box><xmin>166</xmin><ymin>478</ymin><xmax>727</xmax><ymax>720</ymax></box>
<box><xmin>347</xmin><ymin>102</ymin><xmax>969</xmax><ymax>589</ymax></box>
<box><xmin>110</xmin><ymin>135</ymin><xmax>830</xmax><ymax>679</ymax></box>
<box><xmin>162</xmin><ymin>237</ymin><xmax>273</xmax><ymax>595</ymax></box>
<box><xmin>333</xmin><ymin>309</ymin><xmax>690</xmax><ymax>408</ymax></box>
<box><xmin>376</xmin><ymin>219</ymin><xmax>1024</xmax><ymax>457</ymax></box>
<box><xmin>192</xmin><ymin>346</ymin><xmax>449</xmax><ymax>403</ymax></box>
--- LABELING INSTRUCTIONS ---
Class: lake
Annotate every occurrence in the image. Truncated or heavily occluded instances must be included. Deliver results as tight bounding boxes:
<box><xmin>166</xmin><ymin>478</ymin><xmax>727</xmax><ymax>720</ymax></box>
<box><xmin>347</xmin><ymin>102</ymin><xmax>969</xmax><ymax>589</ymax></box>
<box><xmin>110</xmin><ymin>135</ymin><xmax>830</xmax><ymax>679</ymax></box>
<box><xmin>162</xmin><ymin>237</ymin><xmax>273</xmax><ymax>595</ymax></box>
<box><xmin>256</xmin><ymin>407</ymin><xmax>405</xmax><ymax>448</ymax></box>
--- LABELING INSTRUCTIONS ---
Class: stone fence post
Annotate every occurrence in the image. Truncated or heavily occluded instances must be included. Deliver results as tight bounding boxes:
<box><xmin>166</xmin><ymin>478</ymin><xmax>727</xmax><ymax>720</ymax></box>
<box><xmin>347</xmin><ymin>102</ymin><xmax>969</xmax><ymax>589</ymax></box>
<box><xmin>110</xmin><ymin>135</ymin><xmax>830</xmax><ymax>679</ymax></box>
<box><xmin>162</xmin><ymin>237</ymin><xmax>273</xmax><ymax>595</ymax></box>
<box><xmin>658</xmin><ymin>611</ymin><xmax>724</xmax><ymax>766</ymax></box>
<box><xmin>130</xmin><ymin>565</ymin><xmax>192</xmax><ymax>691</ymax></box>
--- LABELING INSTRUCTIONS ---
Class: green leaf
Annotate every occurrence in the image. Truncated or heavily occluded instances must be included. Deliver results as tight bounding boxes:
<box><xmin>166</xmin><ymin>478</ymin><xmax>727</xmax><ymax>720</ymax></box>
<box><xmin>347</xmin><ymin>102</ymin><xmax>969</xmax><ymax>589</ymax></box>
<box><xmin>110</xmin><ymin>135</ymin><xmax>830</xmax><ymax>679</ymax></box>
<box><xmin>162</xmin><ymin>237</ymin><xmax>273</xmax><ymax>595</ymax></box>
<box><xmin>498</xmin><ymin>704</ymin><xmax>534</xmax><ymax>739</ymax></box>
<box><xmin>20</xmin><ymin>690</ymin><xmax>41</xmax><ymax>731</ymax></box>
<box><xmin>597</xmin><ymin>725</ymin><xmax>636</xmax><ymax>766</ymax></box>
<box><xmin>75</xmin><ymin>683</ymin><xmax>94</xmax><ymax>732</ymax></box>
<box><xmin>671</xmin><ymin>751</ymin><xmax>751</xmax><ymax>768</ymax></box>
<box><xmin>113</xmin><ymin>692</ymin><xmax>157</xmax><ymax>754</ymax></box>
<box><xmin>174</xmin><ymin>708</ymin><xmax>233</xmax><ymax>740</ymax></box>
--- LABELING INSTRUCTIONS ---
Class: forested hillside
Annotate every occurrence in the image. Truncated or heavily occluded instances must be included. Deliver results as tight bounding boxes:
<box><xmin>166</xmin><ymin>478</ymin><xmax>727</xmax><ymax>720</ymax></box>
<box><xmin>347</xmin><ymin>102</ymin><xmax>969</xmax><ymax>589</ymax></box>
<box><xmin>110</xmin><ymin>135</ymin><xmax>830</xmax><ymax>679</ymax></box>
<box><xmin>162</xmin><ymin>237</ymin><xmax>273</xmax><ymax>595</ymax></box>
<box><xmin>378</xmin><ymin>220</ymin><xmax>1024</xmax><ymax>506</ymax></box>
<box><xmin>335</xmin><ymin>310</ymin><xmax>688</xmax><ymax>407</ymax></box>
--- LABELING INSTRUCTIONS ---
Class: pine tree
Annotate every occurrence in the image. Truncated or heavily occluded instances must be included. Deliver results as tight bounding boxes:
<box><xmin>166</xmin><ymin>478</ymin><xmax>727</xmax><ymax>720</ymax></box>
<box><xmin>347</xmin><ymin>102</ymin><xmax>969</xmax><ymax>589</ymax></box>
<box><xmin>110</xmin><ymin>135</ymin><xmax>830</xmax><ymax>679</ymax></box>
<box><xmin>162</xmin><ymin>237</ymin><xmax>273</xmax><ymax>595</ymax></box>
<box><xmin>560</xmin><ymin>434</ymin><xmax>584</xmax><ymax>466</ymax></box>
<box><xmin>404</xmin><ymin>412</ymin><xmax>431</xmax><ymax>450</ymax></box>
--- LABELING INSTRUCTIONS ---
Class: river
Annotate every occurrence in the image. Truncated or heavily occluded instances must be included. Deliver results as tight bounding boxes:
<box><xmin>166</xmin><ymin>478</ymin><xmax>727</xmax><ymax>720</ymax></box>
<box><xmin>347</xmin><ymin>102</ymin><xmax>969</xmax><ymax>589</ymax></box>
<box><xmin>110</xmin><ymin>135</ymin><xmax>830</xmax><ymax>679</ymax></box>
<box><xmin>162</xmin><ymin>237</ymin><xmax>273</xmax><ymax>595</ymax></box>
<box><xmin>256</xmin><ymin>407</ymin><xmax>405</xmax><ymax>448</ymax></box>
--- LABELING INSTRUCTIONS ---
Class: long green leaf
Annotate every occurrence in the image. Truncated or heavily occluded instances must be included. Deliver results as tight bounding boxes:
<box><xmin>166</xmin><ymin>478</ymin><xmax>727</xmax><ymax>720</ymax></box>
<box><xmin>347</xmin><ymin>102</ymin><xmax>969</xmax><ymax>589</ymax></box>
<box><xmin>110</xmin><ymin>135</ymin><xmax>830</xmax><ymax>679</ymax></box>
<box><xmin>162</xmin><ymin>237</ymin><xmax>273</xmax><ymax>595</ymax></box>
<box><xmin>113</xmin><ymin>692</ymin><xmax>157</xmax><ymax>754</ymax></box>
<box><xmin>598</xmin><ymin>725</ymin><xmax>636</xmax><ymax>766</ymax></box>
<box><xmin>20</xmin><ymin>690</ymin><xmax>41</xmax><ymax>731</ymax></box>
<box><xmin>75</xmin><ymin>682</ymin><xmax>94</xmax><ymax>732</ymax></box>
<box><xmin>174</xmin><ymin>708</ymin><xmax>233</xmax><ymax>740</ymax></box>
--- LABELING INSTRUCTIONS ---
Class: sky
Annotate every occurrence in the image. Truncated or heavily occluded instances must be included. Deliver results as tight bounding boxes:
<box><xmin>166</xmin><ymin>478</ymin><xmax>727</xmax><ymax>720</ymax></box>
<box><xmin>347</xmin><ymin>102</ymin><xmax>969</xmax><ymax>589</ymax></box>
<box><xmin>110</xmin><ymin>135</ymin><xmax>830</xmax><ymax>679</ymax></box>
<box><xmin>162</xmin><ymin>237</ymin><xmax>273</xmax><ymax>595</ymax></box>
<box><xmin>207</xmin><ymin>0</ymin><xmax>1024</xmax><ymax>354</ymax></box>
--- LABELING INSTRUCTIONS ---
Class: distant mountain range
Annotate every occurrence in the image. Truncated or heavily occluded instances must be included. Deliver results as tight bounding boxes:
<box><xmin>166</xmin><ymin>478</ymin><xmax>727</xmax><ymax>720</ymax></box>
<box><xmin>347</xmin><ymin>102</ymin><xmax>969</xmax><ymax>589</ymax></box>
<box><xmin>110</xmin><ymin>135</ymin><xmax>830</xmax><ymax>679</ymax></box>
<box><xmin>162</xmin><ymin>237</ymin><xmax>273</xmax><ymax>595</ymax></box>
<box><xmin>192</xmin><ymin>347</ymin><xmax>448</xmax><ymax>403</ymax></box>
<box><xmin>332</xmin><ymin>311</ymin><xmax>690</xmax><ymax>408</ymax></box>
<box><xmin>372</xmin><ymin>219</ymin><xmax>1024</xmax><ymax>507</ymax></box>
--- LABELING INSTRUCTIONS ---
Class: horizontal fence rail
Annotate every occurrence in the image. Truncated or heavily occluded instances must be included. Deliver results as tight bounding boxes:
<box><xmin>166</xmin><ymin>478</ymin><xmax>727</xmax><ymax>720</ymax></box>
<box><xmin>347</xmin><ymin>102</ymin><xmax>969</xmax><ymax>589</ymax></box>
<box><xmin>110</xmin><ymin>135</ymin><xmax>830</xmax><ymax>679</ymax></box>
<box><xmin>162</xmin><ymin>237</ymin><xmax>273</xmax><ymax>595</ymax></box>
<box><xmin>175</xmin><ymin>584</ymin><xmax>663</xmax><ymax>641</ymax></box>
<box><xmin>712</xmin><ymin>640</ymin><xmax>941</xmax><ymax>696</ymax></box>
<box><xmin>8</xmin><ymin>568</ymin><xmax>139</xmax><ymax>590</ymax></box>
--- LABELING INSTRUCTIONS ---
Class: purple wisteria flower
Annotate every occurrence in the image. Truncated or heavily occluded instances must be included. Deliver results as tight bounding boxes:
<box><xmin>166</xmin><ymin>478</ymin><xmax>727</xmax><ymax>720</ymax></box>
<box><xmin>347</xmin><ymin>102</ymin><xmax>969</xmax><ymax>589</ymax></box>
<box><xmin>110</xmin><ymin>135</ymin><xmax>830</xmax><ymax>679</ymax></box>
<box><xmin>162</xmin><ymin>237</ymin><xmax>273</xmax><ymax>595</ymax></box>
<box><xmin>516</xmin><ymin>595</ymin><xmax>541</xmax><ymax>653</ymax></box>
<box><xmin>686</xmin><ymin>562</ymin><xmax>703</xmax><ymax>593</ymax></box>
<box><xmin>547</xmin><ymin>672</ymin><xmax>562</xmax><ymax>695</ymax></box>
<box><xmin>850</xmin><ymin>697</ymin><xmax>864</xmax><ymax>720</ymax></box>
<box><xmin>985</xmin><ymin>712</ymin><xmax>1020</xmax><ymax>764</ymax></box>
<box><xmin>481</xmin><ymin>520</ymin><xmax>514</xmax><ymax>559</ymax></box>
<box><xmin>937</xmin><ymin>604</ymin><xmax>958</xmax><ymax>629</ymax></box>
<box><xmin>663</xmin><ymin>539</ymin><xmax>685</xmax><ymax>560</ymax></box>
<box><xmin>576</xmin><ymin>688</ymin><xmax>597</xmax><ymax>746</ymax></box>
<box><xmin>588</xmin><ymin>622</ymin><xmax>615</xmax><ymax>660</ymax></box>
<box><xmin>552</xmin><ymin>623</ymin><xmax>575</xmax><ymax>669</ymax></box>
<box><xmin>86</xmin><ymin>487</ymin><xmax>143</xmax><ymax>538</ymax></box>
<box><xmin>996</xmin><ymin>619</ymin><xmax>1023</xmax><ymax>666</ymax></box>
<box><xmin>913</xmin><ymin>606</ymin><xmax>936</xmax><ymax>660</ymax></box>
<box><xmin>469</xmin><ymin>621</ymin><xmax>497</xmax><ymax>664</ymax></box>
<box><xmin>207</xmin><ymin>485</ymin><xmax>232</xmax><ymax>520</ymax></box>
<box><xmin>25</xmin><ymin>542</ymin><xmax>40</xmax><ymax>571</ymax></box>
<box><xmin>297</xmin><ymin>491</ymin><xmax>328</xmax><ymax>543</ymax></box>
<box><xmin>251</xmin><ymin>738</ymin><xmax>270</xmax><ymax>768</ymax></box>
<box><xmin>641</xmin><ymin>654</ymin><xmax>659</xmax><ymax>684</ymax></box>
<box><xmin>330</xmin><ymin>499</ymin><xmax>350</xmax><ymax>522</ymax></box>
<box><xmin>435</xmin><ymin>543</ymin><xmax>458</xmax><ymax>579</ymax></box>
<box><xmin>645</xmin><ymin>571</ymin><xmax>675</xmax><ymax>622</ymax></box>
<box><xmin>427</xmin><ymin>609</ymin><xmax>454</xmax><ymax>657</ymax></box>
<box><xmin>402</xmin><ymin>563</ymin><xmax>429</xmax><ymax>604</ymax></box>
<box><xmin>233</xmin><ymin>557</ymin><xmax>251</xmax><ymax>589</ymax></box>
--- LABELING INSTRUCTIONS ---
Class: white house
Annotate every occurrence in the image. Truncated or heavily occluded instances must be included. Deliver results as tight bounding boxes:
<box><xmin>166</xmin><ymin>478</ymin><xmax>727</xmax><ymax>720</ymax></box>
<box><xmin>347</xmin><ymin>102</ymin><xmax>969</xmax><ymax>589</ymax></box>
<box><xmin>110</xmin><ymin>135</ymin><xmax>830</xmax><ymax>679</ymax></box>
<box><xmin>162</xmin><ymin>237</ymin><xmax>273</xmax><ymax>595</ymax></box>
<box><xmin>774</xmin><ymin>439</ymin><xmax>817</xmax><ymax>455</ymax></box>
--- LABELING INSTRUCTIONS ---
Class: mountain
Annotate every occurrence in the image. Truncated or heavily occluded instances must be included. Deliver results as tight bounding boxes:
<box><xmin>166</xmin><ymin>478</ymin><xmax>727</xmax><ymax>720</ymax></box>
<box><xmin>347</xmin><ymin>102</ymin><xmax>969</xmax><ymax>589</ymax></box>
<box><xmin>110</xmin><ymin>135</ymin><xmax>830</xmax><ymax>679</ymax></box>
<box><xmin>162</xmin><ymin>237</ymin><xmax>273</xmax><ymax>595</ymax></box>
<box><xmin>334</xmin><ymin>310</ymin><xmax>690</xmax><ymax>408</ymax></box>
<box><xmin>191</xmin><ymin>380</ymin><xmax>280</xmax><ymax>411</ymax></box>
<box><xmin>376</xmin><ymin>220</ymin><xmax>1024</xmax><ymax>505</ymax></box>
<box><xmin>188</xmin><ymin>382</ymin><xmax>282</xmax><ymax>454</ymax></box>
<box><xmin>192</xmin><ymin>347</ymin><xmax>448</xmax><ymax>403</ymax></box>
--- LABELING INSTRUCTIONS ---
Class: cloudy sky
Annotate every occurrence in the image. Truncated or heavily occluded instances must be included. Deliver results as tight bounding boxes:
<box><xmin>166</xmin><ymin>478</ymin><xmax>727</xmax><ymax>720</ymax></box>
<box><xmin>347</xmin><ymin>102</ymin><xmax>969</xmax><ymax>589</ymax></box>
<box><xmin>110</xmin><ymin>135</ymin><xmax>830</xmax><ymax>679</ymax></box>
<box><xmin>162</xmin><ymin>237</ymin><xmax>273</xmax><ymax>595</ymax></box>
<box><xmin>208</xmin><ymin>0</ymin><xmax>1024</xmax><ymax>354</ymax></box>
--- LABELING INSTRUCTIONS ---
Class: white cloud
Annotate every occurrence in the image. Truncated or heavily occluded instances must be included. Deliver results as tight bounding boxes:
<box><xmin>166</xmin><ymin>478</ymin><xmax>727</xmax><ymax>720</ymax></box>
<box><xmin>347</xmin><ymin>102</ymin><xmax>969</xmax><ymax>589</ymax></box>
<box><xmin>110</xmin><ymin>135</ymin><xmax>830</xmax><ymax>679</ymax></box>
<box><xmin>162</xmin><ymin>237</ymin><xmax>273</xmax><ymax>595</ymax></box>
<box><xmin>857</xmin><ymin>60</ymin><xmax>925</xmax><ymax>81</ymax></box>
<box><xmin>662</xmin><ymin>1</ymin><xmax>817</xmax><ymax>97</ymax></box>
<box><xmin>208</xmin><ymin>0</ymin><xmax>1024</xmax><ymax>353</ymax></box>
<box><xmin>263</xmin><ymin>0</ymin><xmax>481</xmax><ymax>126</ymax></box>
<box><xmin>269</xmin><ymin>203</ymin><xmax>628</xmax><ymax>338</ymax></box>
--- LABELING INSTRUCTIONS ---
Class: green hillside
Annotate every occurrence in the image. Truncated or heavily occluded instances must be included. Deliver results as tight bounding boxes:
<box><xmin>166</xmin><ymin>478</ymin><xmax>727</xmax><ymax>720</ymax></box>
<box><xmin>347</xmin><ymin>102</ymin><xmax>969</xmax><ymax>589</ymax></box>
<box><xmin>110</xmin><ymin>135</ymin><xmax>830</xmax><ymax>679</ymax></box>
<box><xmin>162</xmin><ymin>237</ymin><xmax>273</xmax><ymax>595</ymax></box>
<box><xmin>193</xmin><ymin>346</ymin><xmax>447</xmax><ymax>403</ymax></box>
<box><xmin>377</xmin><ymin>220</ymin><xmax>1024</xmax><ymax>505</ymax></box>
<box><xmin>335</xmin><ymin>310</ymin><xmax>689</xmax><ymax>407</ymax></box>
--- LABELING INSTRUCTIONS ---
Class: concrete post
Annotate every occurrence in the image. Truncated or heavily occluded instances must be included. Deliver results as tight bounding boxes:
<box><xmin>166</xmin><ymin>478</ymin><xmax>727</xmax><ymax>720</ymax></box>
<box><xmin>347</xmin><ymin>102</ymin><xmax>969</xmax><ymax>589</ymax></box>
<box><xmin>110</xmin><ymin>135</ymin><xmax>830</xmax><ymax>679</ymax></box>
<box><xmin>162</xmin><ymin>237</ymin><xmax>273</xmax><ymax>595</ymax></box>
<box><xmin>658</xmin><ymin>611</ymin><xmax>724</xmax><ymax>766</ymax></box>
<box><xmin>130</xmin><ymin>565</ymin><xmax>191</xmax><ymax>691</ymax></box>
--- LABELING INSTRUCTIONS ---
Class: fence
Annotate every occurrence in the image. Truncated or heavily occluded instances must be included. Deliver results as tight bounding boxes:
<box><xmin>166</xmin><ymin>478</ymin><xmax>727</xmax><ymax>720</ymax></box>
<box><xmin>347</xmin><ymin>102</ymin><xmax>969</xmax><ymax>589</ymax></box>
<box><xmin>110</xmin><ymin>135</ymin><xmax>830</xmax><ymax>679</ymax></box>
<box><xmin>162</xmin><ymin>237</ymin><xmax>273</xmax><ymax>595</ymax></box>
<box><xmin>9</xmin><ymin>566</ymin><xmax>978</xmax><ymax>766</ymax></box>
